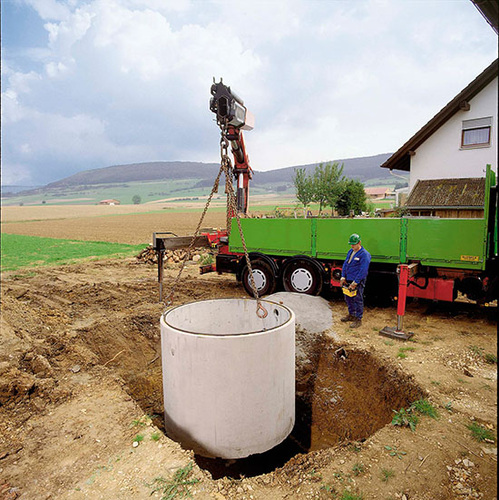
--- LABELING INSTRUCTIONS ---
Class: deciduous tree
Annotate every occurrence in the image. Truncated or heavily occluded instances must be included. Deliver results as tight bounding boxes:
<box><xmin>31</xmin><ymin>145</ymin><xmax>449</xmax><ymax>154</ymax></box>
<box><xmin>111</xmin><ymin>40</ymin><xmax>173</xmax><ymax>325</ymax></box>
<box><xmin>293</xmin><ymin>168</ymin><xmax>314</xmax><ymax>209</ymax></box>
<box><xmin>293</xmin><ymin>161</ymin><xmax>367</xmax><ymax>217</ymax></box>
<box><xmin>313</xmin><ymin>162</ymin><xmax>345</xmax><ymax>215</ymax></box>
<box><xmin>336</xmin><ymin>179</ymin><xmax>368</xmax><ymax>216</ymax></box>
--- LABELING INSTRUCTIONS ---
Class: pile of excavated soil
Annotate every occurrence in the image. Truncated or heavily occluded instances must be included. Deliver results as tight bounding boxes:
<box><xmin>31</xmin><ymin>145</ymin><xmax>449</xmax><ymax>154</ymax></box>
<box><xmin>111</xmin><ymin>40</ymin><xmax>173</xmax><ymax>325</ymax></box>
<box><xmin>0</xmin><ymin>257</ymin><xmax>497</xmax><ymax>499</ymax></box>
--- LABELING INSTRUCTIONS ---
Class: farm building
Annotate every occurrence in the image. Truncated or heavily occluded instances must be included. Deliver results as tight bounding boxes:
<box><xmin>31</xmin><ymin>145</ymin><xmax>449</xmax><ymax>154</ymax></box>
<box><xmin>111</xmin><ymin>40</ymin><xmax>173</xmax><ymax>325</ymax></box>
<box><xmin>404</xmin><ymin>176</ymin><xmax>486</xmax><ymax>218</ymax></box>
<box><xmin>99</xmin><ymin>199</ymin><xmax>120</xmax><ymax>205</ymax></box>
<box><xmin>364</xmin><ymin>187</ymin><xmax>394</xmax><ymax>200</ymax></box>
<box><xmin>381</xmin><ymin>58</ymin><xmax>498</xmax><ymax>191</ymax></box>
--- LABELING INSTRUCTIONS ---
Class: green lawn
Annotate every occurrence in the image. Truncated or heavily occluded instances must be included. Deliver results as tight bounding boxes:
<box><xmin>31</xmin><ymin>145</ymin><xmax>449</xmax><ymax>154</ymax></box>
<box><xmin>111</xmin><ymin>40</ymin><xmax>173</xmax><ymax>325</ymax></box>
<box><xmin>1</xmin><ymin>234</ymin><xmax>147</xmax><ymax>272</ymax></box>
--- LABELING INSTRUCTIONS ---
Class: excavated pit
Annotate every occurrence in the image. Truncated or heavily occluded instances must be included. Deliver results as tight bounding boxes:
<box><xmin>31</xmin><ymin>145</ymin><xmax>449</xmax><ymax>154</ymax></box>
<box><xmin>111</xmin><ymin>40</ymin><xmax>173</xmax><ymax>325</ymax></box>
<box><xmin>38</xmin><ymin>300</ymin><xmax>425</xmax><ymax>479</ymax></box>
<box><xmin>194</xmin><ymin>330</ymin><xmax>423</xmax><ymax>478</ymax></box>
<box><xmin>1</xmin><ymin>287</ymin><xmax>424</xmax><ymax>480</ymax></box>
<box><xmin>111</xmin><ymin>322</ymin><xmax>423</xmax><ymax>479</ymax></box>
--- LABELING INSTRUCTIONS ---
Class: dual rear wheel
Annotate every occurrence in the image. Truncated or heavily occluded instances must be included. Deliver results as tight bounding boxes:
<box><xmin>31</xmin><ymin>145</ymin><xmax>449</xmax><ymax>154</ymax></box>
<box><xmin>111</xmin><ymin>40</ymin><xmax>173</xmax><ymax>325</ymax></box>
<box><xmin>241</xmin><ymin>259</ymin><xmax>276</xmax><ymax>296</ymax></box>
<box><xmin>241</xmin><ymin>257</ymin><xmax>323</xmax><ymax>296</ymax></box>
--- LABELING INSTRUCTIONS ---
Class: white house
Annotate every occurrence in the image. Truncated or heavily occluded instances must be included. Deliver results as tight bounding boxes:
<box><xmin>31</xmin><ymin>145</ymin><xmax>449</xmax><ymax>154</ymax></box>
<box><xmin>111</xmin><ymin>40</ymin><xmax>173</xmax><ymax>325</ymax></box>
<box><xmin>381</xmin><ymin>59</ymin><xmax>498</xmax><ymax>191</ymax></box>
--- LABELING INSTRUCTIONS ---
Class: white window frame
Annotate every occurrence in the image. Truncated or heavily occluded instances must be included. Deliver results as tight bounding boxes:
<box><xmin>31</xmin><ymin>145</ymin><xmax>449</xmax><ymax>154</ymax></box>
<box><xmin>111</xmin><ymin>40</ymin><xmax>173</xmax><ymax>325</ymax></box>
<box><xmin>461</xmin><ymin>117</ymin><xmax>492</xmax><ymax>149</ymax></box>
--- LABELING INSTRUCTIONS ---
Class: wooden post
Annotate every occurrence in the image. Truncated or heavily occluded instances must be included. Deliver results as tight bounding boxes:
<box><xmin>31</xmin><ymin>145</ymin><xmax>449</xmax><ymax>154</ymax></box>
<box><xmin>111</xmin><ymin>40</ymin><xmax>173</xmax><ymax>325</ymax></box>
<box><xmin>158</xmin><ymin>249</ymin><xmax>164</xmax><ymax>302</ymax></box>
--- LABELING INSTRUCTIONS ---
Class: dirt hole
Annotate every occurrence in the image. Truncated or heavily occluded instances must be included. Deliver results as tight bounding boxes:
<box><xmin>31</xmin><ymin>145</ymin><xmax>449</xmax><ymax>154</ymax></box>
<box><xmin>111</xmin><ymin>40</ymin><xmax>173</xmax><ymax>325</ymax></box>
<box><xmin>193</xmin><ymin>331</ymin><xmax>423</xmax><ymax>479</ymax></box>
<box><xmin>89</xmin><ymin>319</ymin><xmax>422</xmax><ymax>480</ymax></box>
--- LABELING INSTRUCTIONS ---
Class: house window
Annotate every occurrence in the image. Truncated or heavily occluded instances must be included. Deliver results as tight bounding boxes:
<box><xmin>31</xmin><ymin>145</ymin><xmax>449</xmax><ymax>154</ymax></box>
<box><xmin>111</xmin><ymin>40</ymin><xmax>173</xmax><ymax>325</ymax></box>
<box><xmin>461</xmin><ymin>117</ymin><xmax>492</xmax><ymax>148</ymax></box>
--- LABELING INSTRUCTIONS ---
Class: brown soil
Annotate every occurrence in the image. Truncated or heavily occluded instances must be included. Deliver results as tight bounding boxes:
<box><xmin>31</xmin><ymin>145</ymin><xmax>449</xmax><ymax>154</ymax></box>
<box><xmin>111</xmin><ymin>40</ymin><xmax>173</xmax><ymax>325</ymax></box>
<box><xmin>1</xmin><ymin>208</ymin><xmax>228</xmax><ymax>244</ymax></box>
<box><xmin>0</xmin><ymin>257</ymin><xmax>497</xmax><ymax>500</ymax></box>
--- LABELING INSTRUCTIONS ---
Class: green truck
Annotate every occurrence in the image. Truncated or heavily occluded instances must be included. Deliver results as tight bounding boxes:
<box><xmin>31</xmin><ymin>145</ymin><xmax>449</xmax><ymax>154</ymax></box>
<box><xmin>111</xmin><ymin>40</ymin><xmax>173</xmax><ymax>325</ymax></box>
<box><xmin>212</xmin><ymin>165</ymin><xmax>497</xmax><ymax>307</ymax></box>
<box><xmin>155</xmin><ymin>81</ymin><xmax>497</xmax><ymax>329</ymax></box>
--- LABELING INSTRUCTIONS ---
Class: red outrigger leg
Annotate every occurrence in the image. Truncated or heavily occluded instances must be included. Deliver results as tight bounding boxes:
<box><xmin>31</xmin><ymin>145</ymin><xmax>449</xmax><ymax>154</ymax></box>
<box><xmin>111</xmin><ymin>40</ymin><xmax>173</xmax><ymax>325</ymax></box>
<box><xmin>379</xmin><ymin>263</ymin><xmax>416</xmax><ymax>341</ymax></box>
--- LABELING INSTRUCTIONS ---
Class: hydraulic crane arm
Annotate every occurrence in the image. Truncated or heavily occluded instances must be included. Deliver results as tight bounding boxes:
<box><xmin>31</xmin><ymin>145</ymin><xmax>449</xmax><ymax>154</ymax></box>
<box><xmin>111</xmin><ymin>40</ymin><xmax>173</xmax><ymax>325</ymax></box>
<box><xmin>210</xmin><ymin>80</ymin><xmax>254</xmax><ymax>215</ymax></box>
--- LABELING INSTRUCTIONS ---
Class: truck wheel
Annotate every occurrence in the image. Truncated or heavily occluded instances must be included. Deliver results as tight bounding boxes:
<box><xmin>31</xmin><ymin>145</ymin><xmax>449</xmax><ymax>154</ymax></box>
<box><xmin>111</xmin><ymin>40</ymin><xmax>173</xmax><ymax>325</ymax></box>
<box><xmin>282</xmin><ymin>259</ymin><xmax>323</xmax><ymax>295</ymax></box>
<box><xmin>242</xmin><ymin>259</ymin><xmax>277</xmax><ymax>296</ymax></box>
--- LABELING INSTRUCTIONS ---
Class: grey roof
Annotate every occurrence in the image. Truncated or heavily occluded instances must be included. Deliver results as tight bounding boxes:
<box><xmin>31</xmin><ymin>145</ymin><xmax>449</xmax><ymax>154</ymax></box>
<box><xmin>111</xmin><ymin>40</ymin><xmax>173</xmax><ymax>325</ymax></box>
<box><xmin>405</xmin><ymin>177</ymin><xmax>485</xmax><ymax>209</ymax></box>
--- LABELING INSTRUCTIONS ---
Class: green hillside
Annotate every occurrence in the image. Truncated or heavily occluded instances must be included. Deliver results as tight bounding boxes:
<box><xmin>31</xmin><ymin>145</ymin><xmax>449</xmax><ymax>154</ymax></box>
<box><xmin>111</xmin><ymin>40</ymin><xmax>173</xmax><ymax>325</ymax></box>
<box><xmin>1</xmin><ymin>179</ymin><xmax>282</xmax><ymax>207</ymax></box>
<box><xmin>1</xmin><ymin>154</ymin><xmax>406</xmax><ymax>207</ymax></box>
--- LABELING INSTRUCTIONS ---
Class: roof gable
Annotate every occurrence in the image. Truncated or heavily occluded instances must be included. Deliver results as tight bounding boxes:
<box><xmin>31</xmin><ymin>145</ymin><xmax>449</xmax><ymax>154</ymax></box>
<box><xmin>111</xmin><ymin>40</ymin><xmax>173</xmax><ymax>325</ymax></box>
<box><xmin>471</xmin><ymin>0</ymin><xmax>499</xmax><ymax>34</ymax></box>
<box><xmin>405</xmin><ymin>177</ymin><xmax>485</xmax><ymax>208</ymax></box>
<box><xmin>381</xmin><ymin>59</ymin><xmax>498</xmax><ymax>172</ymax></box>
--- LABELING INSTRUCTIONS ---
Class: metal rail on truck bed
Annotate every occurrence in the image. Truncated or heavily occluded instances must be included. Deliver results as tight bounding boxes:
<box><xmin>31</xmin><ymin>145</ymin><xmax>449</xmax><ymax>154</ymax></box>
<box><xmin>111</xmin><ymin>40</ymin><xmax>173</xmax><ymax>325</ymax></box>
<box><xmin>227</xmin><ymin>216</ymin><xmax>490</xmax><ymax>271</ymax></box>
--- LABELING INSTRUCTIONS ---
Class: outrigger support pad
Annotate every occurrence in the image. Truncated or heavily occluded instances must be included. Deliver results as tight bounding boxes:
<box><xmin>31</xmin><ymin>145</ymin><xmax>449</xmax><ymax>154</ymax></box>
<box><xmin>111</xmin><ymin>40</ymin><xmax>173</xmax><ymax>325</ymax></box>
<box><xmin>379</xmin><ymin>325</ymin><xmax>414</xmax><ymax>341</ymax></box>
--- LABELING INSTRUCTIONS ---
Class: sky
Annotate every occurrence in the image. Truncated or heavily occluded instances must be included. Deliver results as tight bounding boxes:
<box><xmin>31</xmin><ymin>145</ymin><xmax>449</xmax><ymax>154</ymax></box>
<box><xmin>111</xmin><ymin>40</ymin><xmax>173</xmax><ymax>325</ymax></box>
<box><xmin>1</xmin><ymin>0</ymin><xmax>497</xmax><ymax>186</ymax></box>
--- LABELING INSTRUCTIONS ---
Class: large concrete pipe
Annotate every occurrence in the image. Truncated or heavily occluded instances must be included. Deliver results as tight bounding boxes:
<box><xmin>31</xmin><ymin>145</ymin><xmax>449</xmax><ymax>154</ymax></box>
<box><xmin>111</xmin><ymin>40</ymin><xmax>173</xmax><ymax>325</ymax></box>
<box><xmin>160</xmin><ymin>298</ymin><xmax>295</xmax><ymax>459</ymax></box>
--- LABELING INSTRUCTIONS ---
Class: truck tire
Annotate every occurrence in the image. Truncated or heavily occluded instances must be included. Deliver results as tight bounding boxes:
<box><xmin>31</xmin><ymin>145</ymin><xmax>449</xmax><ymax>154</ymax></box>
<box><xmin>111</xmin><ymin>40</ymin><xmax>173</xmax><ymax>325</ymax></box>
<box><xmin>241</xmin><ymin>259</ymin><xmax>277</xmax><ymax>296</ymax></box>
<box><xmin>282</xmin><ymin>258</ymin><xmax>323</xmax><ymax>295</ymax></box>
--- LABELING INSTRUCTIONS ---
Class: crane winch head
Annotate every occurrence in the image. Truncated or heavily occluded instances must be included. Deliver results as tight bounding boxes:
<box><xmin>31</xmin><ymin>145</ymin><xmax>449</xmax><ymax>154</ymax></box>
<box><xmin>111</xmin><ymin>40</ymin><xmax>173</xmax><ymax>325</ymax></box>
<box><xmin>210</xmin><ymin>79</ymin><xmax>254</xmax><ymax>131</ymax></box>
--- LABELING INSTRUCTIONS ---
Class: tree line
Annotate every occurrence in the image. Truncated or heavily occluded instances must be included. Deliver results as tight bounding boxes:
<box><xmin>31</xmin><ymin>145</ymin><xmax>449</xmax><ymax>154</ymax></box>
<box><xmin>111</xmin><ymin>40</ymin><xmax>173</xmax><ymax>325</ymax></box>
<box><xmin>293</xmin><ymin>162</ymin><xmax>368</xmax><ymax>216</ymax></box>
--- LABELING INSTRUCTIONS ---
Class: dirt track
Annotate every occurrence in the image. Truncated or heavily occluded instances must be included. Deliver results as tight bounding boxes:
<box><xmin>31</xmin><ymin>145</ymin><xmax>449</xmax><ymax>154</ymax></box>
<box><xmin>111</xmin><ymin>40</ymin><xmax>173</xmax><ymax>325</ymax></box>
<box><xmin>0</xmin><ymin>256</ymin><xmax>496</xmax><ymax>499</ymax></box>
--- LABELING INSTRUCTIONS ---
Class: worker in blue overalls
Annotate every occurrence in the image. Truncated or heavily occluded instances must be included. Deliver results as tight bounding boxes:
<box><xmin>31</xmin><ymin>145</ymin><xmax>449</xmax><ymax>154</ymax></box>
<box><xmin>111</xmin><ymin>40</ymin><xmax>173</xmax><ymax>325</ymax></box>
<box><xmin>340</xmin><ymin>233</ymin><xmax>371</xmax><ymax>328</ymax></box>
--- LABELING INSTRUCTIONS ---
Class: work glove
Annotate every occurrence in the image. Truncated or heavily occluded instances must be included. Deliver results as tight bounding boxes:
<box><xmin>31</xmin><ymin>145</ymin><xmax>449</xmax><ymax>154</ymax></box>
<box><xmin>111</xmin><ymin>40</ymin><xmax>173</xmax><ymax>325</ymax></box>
<box><xmin>348</xmin><ymin>282</ymin><xmax>357</xmax><ymax>291</ymax></box>
<box><xmin>340</xmin><ymin>277</ymin><xmax>346</xmax><ymax>285</ymax></box>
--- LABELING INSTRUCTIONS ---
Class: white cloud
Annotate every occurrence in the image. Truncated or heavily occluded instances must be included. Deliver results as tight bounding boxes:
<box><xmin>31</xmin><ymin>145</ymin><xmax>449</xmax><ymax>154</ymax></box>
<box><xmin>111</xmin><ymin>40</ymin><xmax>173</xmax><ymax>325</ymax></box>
<box><xmin>45</xmin><ymin>60</ymin><xmax>72</xmax><ymax>77</ymax></box>
<box><xmin>2</xmin><ymin>87</ymin><xmax>32</xmax><ymax>123</ymax></box>
<box><xmin>1</xmin><ymin>0</ymin><xmax>497</xmax><ymax>185</ymax></box>
<box><xmin>25</xmin><ymin>0</ymin><xmax>71</xmax><ymax>21</ymax></box>
<box><xmin>1</xmin><ymin>163</ymin><xmax>34</xmax><ymax>186</ymax></box>
<box><xmin>45</xmin><ymin>6</ymin><xmax>94</xmax><ymax>56</ymax></box>
<box><xmin>124</xmin><ymin>0</ymin><xmax>193</xmax><ymax>15</ymax></box>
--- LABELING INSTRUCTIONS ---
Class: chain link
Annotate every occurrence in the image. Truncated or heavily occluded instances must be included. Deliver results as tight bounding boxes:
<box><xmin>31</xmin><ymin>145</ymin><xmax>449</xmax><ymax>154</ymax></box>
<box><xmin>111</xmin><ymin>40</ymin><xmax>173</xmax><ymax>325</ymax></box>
<box><xmin>219</xmin><ymin>127</ymin><xmax>266</xmax><ymax>316</ymax></box>
<box><xmin>164</xmin><ymin>124</ymin><xmax>266</xmax><ymax>318</ymax></box>
<box><xmin>165</xmin><ymin>162</ymin><xmax>224</xmax><ymax>307</ymax></box>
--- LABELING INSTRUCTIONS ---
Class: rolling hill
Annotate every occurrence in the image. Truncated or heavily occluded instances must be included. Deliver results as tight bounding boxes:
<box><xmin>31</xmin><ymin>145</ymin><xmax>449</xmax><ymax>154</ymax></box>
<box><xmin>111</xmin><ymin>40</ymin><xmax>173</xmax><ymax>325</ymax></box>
<box><xmin>44</xmin><ymin>161</ymin><xmax>222</xmax><ymax>188</ymax></box>
<box><xmin>2</xmin><ymin>153</ymin><xmax>404</xmax><ymax>206</ymax></box>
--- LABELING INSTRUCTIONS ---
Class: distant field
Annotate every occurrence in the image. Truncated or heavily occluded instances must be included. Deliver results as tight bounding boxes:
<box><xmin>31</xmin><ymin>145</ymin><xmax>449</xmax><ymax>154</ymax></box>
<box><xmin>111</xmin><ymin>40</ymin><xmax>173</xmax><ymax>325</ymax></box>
<box><xmin>0</xmin><ymin>178</ymin><xmax>289</xmax><ymax>207</ymax></box>
<box><xmin>1</xmin><ymin>179</ymin><xmax>209</xmax><ymax>206</ymax></box>
<box><xmin>0</xmin><ymin>202</ymin><xmax>230</xmax><ymax>223</ymax></box>
<box><xmin>2</xmin><ymin>205</ymin><xmax>229</xmax><ymax>245</ymax></box>
<box><xmin>1</xmin><ymin>204</ymin><xmax>167</xmax><ymax>223</ymax></box>
<box><xmin>1</xmin><ymin>234</ymin><xmax>146</xmax><ymax>271</ymax></box>
<box><xmin>1</xmin><ymin>197</ymin><xmax>395</xmax><ymax>248</ymax></box>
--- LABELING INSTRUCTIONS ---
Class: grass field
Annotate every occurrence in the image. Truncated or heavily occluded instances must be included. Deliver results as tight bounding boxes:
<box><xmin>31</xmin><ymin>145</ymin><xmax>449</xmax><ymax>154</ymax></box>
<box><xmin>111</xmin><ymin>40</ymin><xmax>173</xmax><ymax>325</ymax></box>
<box><xmin>1</xmin><ymin>179</ymin><xmax>208</xmax><ymax>206</ymax></box>
<box><xmin>1</xmin><ymin>197</ymin><xmax>396</xmax><ymax>270</ymax></box>
<box><xmin>2</xmin><ymin>178</ymin><xmax>399</xmax><ymax>208</ymax></box>
<box><xmin>1</xmin><ymin>234</ymin><xmax>146</xmax><ymax>271</ymax></box>
<box><xmin>1</xmin><ymin>178</ymin><xmax>286</xmax><ymax>206</ymax></box>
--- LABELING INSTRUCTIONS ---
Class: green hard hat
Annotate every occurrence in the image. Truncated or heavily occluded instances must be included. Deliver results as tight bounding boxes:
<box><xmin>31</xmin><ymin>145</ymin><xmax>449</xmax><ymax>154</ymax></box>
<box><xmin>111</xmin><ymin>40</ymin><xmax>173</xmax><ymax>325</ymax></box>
<box><xmin>348</xmin><ymin>233</ymin><xmax>361</xmax><ymax>245</ymax></box>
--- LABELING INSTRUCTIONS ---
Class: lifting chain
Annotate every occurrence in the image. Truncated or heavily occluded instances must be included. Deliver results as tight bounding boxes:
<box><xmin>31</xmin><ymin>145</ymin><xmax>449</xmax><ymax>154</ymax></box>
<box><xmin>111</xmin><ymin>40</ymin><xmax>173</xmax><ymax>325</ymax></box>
<box><xmin>164</xmin><ymin>124</ymin><xmax>267</xmax><ymax>319</ymax></box>
<box><xmin>164</xmin><ymin>163</ymin><xmax>223</xmax><ymax>307</ymax></box>
<box><xmin>219</xmin><ymin>126</ymin><xmax>267</xmax><ymax>318</ymax></box>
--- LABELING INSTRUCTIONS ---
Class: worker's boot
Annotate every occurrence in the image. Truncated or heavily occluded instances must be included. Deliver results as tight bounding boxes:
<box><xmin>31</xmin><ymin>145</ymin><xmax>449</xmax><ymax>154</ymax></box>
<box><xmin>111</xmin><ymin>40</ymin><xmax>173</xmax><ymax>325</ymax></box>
<box><xmin>341</xmin><ymin>314</ymin><xmax>355</xmax><ymax>322</ymax></box>
<box><xmin>350</xmin><ymin>318</ymin><xmax>362</xmax><ymax>328</ymax></box>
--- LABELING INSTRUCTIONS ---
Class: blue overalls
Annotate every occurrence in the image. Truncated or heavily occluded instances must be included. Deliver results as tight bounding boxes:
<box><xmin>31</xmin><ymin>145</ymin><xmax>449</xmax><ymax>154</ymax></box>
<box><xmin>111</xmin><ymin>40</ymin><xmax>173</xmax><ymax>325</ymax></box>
<box><xmin>342</xmin><ymin>246</ymin><xmax>371</xmax><ymax>320</ymax></box>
